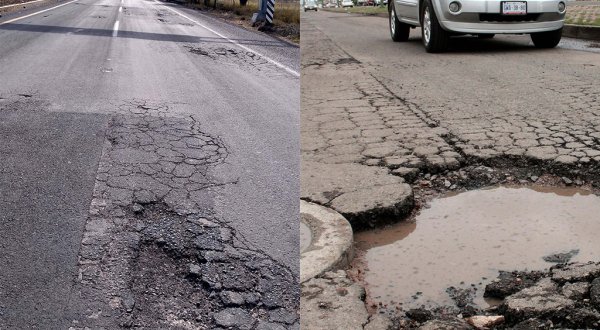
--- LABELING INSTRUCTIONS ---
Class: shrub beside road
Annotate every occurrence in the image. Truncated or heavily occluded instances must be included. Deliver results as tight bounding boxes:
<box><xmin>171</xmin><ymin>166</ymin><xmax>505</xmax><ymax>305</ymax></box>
<box><xmin>566</xmin><ymin>1</ymin><xmax>600</xmax><ymax>26</ymax></box>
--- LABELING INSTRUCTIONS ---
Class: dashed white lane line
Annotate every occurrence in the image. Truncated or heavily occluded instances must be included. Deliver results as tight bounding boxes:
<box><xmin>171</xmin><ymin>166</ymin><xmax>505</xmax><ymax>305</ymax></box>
<box><xmin>0</xmin><ymin>0</ymin><xmax>78</xmax><ymax>25</ymax></box>
<box><xmin>112</xmin><ymin>19</ymin><xmax>119</xmax><ymax>37</ymax></box>
<box><xmin>158</xmin><ymin>3</ymin><xmax>300</xmax><ymax>77</ymax></box>
<box><xmin>114</xmin><ymin>2</ymin><xmax>123</xmax><ymax>37</ymax></box>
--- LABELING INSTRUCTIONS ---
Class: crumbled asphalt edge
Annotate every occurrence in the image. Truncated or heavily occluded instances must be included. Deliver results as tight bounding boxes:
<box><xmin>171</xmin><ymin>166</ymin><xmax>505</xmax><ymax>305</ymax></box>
<box><xmin>70</xmin><ymin>100</ymin><xmax>299</xmax><ymax>329</ymax></box>
<box><xmin>184</xmin><ymin>44</ymin><xmax>285</xmax><ymax>77</ymax></box>
<box><xmin>301</xmin><ymin>24</ymin><xmax>600</xmax><ymax>199</ymax></box>
<box><xmin>302</xmin><ymin>28</ymin><xmax>600</xmax><ymax>224</ymax></box>
<box><xmin>368</xmin><ymin>72</ymin><xmax>600</xmax><ymax>182</ymax></box>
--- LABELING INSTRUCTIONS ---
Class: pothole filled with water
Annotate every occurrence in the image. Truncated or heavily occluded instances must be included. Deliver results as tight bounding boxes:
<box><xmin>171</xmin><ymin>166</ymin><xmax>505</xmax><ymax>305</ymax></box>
<box><xmin>354</xmin><ymin>185</ymin><xmax>600</xmax><ymax>309</ymax></box>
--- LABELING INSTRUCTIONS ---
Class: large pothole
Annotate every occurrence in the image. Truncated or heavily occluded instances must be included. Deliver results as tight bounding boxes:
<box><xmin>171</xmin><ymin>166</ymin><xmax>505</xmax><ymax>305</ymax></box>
<box><xmin>354</xmin><ymin>185</ymin><xmax>600</xmax><ymax>311</ymax></box>
<box><xmin>69</xmin><ymin>101</ymin><xmax>299</xmax><ymax>329</ymax></box>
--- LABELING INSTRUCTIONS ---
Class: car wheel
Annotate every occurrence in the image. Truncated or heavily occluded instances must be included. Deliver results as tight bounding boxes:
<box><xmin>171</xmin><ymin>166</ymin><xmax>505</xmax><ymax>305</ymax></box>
<box><xmin>421</xmin><ymin>0</ymin><xmax>449</xmax><ymax>53</ymax></box>
<box><xmin>389</xmin><ymin>2</ymin><xmax>410</xmax><ymax>42</ymax></box>
<box><xmin>478</xmin><ymin>34</ymin><xmax>495</xmax><ymax>39</ymax></box>
<box><xmin>531</xmin><ymin>28</ymin><xmax>562</xmax><ymax>48</ymax></box>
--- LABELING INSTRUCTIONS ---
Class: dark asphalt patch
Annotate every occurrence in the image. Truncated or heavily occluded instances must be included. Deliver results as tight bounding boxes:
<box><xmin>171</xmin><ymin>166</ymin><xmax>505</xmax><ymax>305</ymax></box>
<box><xmin>0</xmin><ymin>97</ymin><xmax>108</xmax><ymax>329</ymax></box>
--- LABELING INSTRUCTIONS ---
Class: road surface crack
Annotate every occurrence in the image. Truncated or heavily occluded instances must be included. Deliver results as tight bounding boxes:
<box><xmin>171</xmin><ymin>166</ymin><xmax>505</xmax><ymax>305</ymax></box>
<box><xmin>70</xmin><ymin>100</ymin><xmax>298</xmax><ymax>329</ymax></box>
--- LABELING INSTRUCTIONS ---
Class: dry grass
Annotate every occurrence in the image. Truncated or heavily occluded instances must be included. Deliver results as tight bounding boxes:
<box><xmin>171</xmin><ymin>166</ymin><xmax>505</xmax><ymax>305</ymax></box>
<box><xmin>565</xmin><ymin>5</ymin><xmax>600</xmax><ymax>26</ymax></box>
<box><xmin>198</xmin><ymin>0</ymin><xmax>299</xmax><ymax>24</ymax></box>
<box><xmin>187</xmin><ymin>0</ymin><xmax>299</xmax><ymax>42</ymax></box>
<box><xmin>0</xmin><ymin>0</ymin><xmax>30</xmax><ymax>7</ymax></box>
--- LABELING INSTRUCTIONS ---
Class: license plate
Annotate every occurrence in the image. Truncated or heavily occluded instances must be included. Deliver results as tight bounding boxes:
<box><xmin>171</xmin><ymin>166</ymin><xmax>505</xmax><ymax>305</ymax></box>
<box><xmin>502</xmin><ymin>1</ymin><xmax>527</xmax><ymax>15</ymax></box>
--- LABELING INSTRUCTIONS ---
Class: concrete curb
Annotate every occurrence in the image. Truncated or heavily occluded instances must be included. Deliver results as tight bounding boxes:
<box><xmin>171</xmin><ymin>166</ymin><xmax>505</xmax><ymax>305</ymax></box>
<box><xmin>563</xmin><ymin>24</ymin><xmax>600</xmax><ymax>41</ymax></box>
<box><xmin>300</xmin><ymin>200</ymin><xmax>354</xmax><ymax>283</ymax></box>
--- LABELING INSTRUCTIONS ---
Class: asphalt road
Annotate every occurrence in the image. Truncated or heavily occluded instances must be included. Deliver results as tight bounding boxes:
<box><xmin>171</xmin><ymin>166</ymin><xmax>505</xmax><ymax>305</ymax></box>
<box><xmin>0</xmin><ymin>0</ymin><xmax>298</xmax><ymax>327</ymax></box>
<box><xmin>302</xmin><ymin>10</ymin><xmax>600</xmax><ymax>175</ymax></box>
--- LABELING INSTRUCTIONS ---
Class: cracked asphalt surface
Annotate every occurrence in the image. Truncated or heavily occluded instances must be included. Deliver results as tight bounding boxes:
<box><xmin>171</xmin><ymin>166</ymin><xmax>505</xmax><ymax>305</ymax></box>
<box><xmin>301</xmin><ymin>11</ymin><xmax>600</xmax><ymax>223</ymax></box>
<box><xmin>0</xmin><ymin>0</ymin><xmax>298</xmax><ymax>328</ymax></box>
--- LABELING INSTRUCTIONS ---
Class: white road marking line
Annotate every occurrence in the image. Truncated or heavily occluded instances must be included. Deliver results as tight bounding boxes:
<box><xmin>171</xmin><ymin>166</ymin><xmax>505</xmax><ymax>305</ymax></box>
<box><xmin>118</xmin><ymin>6</ymin><xmax>122</xmax><ymax>12</ymax></box>
<box><xmin>0</xmin><ymin>0</ymin><xmax>78</xmax><ymax>25</ymax></box>
<box><xmin>112</xmin><ymin>20</ymin><xmax>119</xmax><ymax>37</ymax></box>
<box><xmin>159</xmin><ymin>3</ymin><xmax>300</xmax><ymax>77</ymax></box>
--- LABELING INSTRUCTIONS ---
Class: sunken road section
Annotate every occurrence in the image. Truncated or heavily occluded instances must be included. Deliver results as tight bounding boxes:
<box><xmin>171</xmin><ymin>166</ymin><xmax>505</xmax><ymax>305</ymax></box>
<box><xmin>69</xmin><ymin>100</ymin><xmax>299</xmax><ymax>329</ymax></box>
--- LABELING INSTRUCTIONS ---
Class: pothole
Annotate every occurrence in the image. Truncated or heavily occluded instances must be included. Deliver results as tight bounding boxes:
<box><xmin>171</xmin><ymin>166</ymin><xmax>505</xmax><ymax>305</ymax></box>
<box><xmin>70</xmin><ymin>101</ymin><xmax>298</xmax><ymax>328</ymax></box>
<box><xmin>354</xmin><ymin>185</ymin><xmax>600</xmax><ymax>310</ymax></box>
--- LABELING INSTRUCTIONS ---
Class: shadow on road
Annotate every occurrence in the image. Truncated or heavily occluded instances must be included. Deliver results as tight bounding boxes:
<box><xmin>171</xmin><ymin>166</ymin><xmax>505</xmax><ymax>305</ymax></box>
<box><xmin>0</xmin><ymin>23</ymin><xmax>294</xmax><ymax>47</ymax></box>
<box><xmin>395</xmin><ymin>34</ymin><xmax>543</xmax><ymax>54</ymax></box>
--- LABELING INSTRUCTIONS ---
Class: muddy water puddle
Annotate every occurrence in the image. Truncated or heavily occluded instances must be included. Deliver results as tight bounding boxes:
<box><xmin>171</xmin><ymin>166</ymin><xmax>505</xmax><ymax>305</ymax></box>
<box><xmin>355</xmin><ymin>186</ymin><xmax>600</xmax><ymax>309</ymax></box>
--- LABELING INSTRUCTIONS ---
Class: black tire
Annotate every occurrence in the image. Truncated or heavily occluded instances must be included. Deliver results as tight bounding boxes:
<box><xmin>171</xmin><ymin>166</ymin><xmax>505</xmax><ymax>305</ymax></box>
<box><xmin>421</xmin><ymin>0</ymin><xmax>449</xmax><ymax>53</ymax></box>
<box><xmin>478</xmin><ymin>34</ymin><xmax>495</xmax><ymax>39</ymax></box>
<box><xmin>389</xmin><ymin>2</ymin><xmax>410</xmax><ymax>42</ymax></box>
<box><xmin>531</xmin><ymin>28</ymin><xmax>562</xmax><ymax>48</ymax></box>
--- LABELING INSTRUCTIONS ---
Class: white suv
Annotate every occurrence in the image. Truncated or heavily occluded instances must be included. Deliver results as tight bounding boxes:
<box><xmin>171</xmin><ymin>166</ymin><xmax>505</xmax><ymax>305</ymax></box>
<box><xmin>389</xmin><ymin>0</ymin><xmax>566</xmax><ymax>52</ymax></box>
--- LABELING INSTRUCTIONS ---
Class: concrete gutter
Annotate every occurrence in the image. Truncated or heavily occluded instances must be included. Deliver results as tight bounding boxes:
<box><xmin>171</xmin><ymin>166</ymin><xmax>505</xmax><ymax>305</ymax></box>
<box><xmin>563</xmin><ymin>24</ymin><xmax>600</xmax><ymax>42</ymax></box>
<box><xmin>300</xmin><ymin>200</ymin><xmax>354</xmax><ymax>283</ymax></box>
